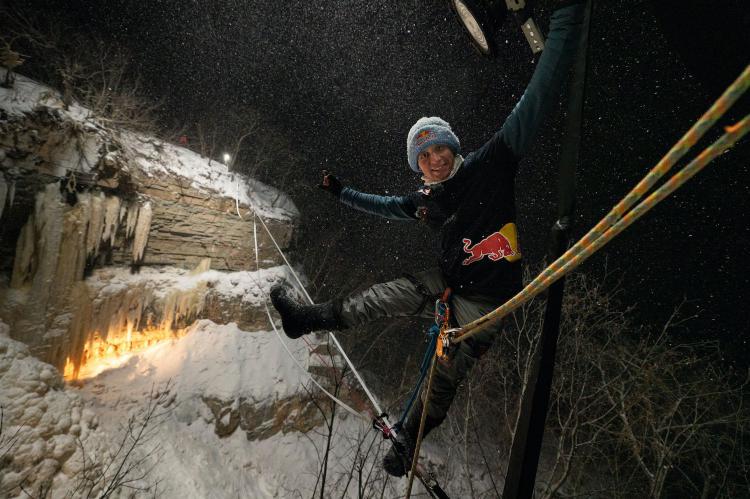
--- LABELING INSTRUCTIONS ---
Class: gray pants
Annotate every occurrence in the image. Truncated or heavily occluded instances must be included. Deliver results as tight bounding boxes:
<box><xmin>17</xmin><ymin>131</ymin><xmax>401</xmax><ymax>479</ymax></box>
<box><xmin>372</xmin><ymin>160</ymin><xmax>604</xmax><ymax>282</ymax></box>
<box><xmin>338</xmin><ymin>268</ymin><xmax>506</xmax><ymax>421</ymax></box>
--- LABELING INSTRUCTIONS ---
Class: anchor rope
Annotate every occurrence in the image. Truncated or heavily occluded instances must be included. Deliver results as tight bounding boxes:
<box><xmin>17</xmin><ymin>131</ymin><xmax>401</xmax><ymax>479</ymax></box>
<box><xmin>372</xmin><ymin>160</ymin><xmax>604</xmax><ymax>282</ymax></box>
<box><xmin>247</xmin><ymin>209</ymin><xmax>447</xmax><ymax>497</ymax></box>
<box><xmin>249</xmin><ymin>212</ymin><xmax>368</xmax><ymax>422</ymax></box>
<box><xmin>248</xmin><ymin>206</ymin><xmax>388</xmax><ymax>419</ymax></box>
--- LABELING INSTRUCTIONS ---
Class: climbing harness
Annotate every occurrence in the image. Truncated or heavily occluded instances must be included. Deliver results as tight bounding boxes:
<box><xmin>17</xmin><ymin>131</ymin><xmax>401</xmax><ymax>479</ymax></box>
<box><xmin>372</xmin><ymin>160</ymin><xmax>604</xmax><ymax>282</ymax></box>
<box><xmin>433</xmin><ymin>289</ymin><xmax>455</xmax><ymax>362</ymax></box>
<box><xmin>393</xmin><ymin>288</ymin><xmax>452</xmax><ymax>433</ymax></box>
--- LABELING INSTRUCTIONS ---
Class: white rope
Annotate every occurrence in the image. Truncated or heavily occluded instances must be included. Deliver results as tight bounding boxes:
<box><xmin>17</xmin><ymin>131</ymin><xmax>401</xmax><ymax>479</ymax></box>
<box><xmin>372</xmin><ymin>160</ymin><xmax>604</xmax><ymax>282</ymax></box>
<box><xmin>242</xmin><ymin>189</ymin><xmax>436</xmax><ymax>493</ymax></box>
<box><xmin>252</xmin><ymin>213</ymin><xmax>367</xmax><ymax>421</ymax></box>
<box><xmin>250</xmin><ymin>204</ymin><xmax>388</xmax><ymax>421</ymax></box>
<box><xmin>252</xmin><ymin>210</ymin><xmax>311</xmax><ymax>302</ymax></box>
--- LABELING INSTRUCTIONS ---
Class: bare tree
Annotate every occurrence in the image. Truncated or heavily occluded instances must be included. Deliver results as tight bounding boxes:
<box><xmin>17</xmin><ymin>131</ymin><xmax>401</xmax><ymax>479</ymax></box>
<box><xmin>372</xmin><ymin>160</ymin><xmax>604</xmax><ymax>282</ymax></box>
<box><xmin>68</xmin><ymin>382</ymin><xmax>171</xmax><ymax>498</ymax></box>
<box><xmin>435</xmin><ymin>268</ymin><xmax>749</xmax><ymax>498</ymax></box>
<box><xmin>0</xmin><ymin>41</ymin><xmax>24</xmax><ymax>88</ymax></box>
<box><xmin>0</xmin><ymin>6</ymin><xmax>160</xmax><ymax>134</ymax></box>
<box><xmin>0</xmin><ymin>407</ymin><xmax>26</xmax><ymax>498</ymax></box>
<box><xmin>302</xmin><ymin>338</ymin><xmax>346</xmax><ymax>499</ymax></box>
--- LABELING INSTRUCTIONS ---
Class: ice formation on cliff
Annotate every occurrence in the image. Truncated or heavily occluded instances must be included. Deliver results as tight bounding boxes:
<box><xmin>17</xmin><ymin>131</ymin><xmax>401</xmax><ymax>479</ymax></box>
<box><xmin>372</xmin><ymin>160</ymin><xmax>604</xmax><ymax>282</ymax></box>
<box><xmin>131</xmin><ymin>201</ymin><xmax>152</xmax><ymax>263</ymax></box>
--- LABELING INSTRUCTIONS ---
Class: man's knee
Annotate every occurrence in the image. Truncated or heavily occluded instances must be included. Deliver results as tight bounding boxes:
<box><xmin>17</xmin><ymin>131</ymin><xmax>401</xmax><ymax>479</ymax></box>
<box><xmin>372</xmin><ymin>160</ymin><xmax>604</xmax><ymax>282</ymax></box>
<box><xmin>338</xmin><ymin>276</ymin><xmax>431</xmax><ymax>326</ymax></box>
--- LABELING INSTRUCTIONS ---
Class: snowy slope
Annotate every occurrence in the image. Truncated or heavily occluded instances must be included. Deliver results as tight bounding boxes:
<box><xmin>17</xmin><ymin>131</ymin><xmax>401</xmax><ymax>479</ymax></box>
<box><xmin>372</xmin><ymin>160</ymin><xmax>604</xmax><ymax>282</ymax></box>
<box><xmin>74</xmin><ymin>320</ymin><xmax>403</xmax><ymax>498</ymax></box>
<box><xmin>0</xmin><ymin>70</ymin><xmax>453</xmax><ymax>498</ymax></box>
<box><xmin>0</xmin><ymin>322</ymin><xmax>113</xmax><ymax>497</ymax></box>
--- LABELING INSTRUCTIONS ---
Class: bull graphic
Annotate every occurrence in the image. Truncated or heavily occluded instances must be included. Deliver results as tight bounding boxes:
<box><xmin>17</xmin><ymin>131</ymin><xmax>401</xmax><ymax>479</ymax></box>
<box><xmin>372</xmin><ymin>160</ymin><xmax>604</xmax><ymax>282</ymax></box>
<box><xmin>461</xmin><ymin>223</ymin><xmax>521</xmax><ymax>266</ymax></box>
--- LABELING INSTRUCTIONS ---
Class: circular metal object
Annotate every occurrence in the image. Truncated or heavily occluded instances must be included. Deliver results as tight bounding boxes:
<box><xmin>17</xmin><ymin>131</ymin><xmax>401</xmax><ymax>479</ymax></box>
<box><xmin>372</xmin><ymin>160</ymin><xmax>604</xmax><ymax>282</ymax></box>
<box><xmin>452</xmin><ymin>0</ymin><xmax>490</xmax><ymax>54</ymax></box>
<box><xmin>449</xmin><ymin>0</ymin><xmax>498</xmax><ymax>57</ymax></box>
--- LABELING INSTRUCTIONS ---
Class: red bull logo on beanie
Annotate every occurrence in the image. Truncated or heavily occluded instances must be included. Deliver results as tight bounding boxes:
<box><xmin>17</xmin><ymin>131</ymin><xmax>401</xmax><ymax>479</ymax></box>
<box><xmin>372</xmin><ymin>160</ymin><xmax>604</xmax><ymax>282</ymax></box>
<box><xmin>461</xmin><ymin>223</ymin><xmax>522</xmax><ymax>266</ymax></box>
<box><xmin>414</xmin><ymin>129</ymin><xmax>436</xmax><ymax>147</ymax></box>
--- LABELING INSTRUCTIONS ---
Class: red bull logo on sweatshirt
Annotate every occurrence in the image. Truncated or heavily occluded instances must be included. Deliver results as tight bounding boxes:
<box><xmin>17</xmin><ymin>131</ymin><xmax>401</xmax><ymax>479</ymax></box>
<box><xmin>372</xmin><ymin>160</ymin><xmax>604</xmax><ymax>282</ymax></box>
<box><xmin>461</xmin><ymin>223</ymin><xmax>522</xmax><ymax>266</ymax></box>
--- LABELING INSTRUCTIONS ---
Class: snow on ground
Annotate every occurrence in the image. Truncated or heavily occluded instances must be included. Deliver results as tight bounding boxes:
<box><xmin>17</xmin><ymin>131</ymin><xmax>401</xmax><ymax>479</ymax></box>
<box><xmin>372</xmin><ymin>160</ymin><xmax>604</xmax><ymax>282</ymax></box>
<box><xmin>0</xmin><ymin>69</ymin><xmax>91</xmax><ymax>122</ymax></box>
<box><xmin>86</xmin><ymin>264</ymin><xmax>298</xmax><ymax>307</ymax></box>
<box><xmin>0</xmin><ymin>321</ymin><xmax>112</xmax><ymax>498</ymax></box>
<box><xmin>120</xmin><ymin>131</ymin><xmax>297</xmax><ymax>221</ymax></box>
<box><xmin>81</xmin><ymin>320</ymin><xmax>309</xmax><ymax>416</ymax></box>
<box><xmin>72</xmin><ymin>320</ymin><xmax>403</xmax><ymax>498</ymax></box>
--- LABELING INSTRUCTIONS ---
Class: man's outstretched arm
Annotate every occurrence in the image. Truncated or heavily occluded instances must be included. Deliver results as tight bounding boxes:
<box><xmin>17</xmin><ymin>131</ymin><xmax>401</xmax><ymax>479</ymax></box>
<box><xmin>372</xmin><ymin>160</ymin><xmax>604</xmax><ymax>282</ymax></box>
<box><xmin>339</xmin><ymin>187</ymin><xmax>417</xmax><ymax>221</ymax></box>
<box><xmin>320</xmin><ymin>172</ymin><xmax>417</xmax><ymax>221</ymax></box>
<box><xmin>499</xmin><ymin>1</ymin><xmax>586</xmax><ymax>161</ymax></box>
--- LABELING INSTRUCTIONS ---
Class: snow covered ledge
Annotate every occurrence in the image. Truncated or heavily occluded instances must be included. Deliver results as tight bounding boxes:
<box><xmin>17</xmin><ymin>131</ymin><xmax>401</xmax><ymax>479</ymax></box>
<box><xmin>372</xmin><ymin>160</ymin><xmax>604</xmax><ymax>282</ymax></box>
<box><xmin>0</xmin><ymin>71</ymin><xmax>299</xmax><ymax>373</ymax></box>
<box><xmin>0</xmin><ymin>70</ymin><xmax>298</xmax><ymax>271</ymax></box>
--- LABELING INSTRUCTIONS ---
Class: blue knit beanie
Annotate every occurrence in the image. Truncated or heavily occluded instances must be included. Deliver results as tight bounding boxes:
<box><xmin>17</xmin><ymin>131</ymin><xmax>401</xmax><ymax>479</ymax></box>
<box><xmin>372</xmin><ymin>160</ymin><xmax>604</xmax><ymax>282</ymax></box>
<box><xmin>406</xmin><ymin>117</ymin><xmax>461</xmax><ymax>172</ymax></box>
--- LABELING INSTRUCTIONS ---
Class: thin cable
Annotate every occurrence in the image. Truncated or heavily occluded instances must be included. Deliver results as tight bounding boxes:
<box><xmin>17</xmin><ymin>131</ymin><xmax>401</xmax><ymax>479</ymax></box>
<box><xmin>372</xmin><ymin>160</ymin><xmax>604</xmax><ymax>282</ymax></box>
<box><xmin>251</xmin><ymin>212</ymin><xmax>336</xmax><ymax>380</ymax></box>
<box><xmin>253</xmin><ymin>212</ymin><xmax>311</xmax><ymax>302</ymax></box>
<box><xmin>252</xmin><ymin>208</ymin><xmax>388</xmax><ymax>418</ymax></box>
<box><xmin>252</xmin><ymin>214</ymin><xmax>366</xmax><ymax>421</ymax></box>
<box><xmin>243</xmin><ymin>198</ymin><xmax>335</xmax><ymax>372</ymax></box>
<box><xmin>263</xmin><ymin>300</ymin><xmax>366</xmax><ymax>421</ymax></box>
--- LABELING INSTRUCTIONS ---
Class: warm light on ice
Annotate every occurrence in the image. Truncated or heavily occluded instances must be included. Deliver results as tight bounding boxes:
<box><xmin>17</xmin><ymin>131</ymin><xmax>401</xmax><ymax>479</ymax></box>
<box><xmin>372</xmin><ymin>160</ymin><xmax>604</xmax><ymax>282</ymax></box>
<box><xmin>64</xmin><ymin>326</ymin><xmax>187</xmax><ymax>380</ymax></box>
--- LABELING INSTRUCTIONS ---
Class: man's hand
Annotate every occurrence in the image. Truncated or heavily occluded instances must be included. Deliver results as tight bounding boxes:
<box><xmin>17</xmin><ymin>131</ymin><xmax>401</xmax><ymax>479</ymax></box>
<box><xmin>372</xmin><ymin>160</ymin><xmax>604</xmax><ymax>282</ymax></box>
<box><xmin>319</xmin><ymin>170</ymin><xmax>343</xmax><ymax>197</ymax></box>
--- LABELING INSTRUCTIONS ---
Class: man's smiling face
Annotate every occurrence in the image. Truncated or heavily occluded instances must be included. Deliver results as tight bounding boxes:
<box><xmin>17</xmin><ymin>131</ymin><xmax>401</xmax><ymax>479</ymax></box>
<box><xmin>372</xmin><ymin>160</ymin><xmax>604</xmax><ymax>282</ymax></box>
<box><xmin>417</xmin><ymin>144</ymin><xmax>455</xmax><ymax>182</ymax></box>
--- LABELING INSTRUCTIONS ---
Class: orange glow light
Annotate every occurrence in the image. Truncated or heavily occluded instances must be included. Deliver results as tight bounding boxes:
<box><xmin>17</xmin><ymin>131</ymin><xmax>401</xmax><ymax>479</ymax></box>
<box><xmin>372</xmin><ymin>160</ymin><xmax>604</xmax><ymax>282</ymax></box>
<box><xmin>64</xmin><ymin>326</ymin><xmax>188</xmax><ymax>381</ymax></box>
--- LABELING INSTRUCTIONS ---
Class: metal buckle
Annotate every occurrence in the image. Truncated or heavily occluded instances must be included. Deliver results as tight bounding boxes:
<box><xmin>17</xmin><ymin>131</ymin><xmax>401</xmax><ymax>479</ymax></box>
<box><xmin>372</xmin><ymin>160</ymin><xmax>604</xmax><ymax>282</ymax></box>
<box><xmin>433</xmin><ymin>299</ymin><xmax>446</xmax><ymax>323</ymax></box>
<box><xmin>521</xmin><ymin>17</ymin><xmax>545</xmax><ymax>54</ymax></box>
<box><xmin>436</xmin><ymin>327</ymin><xmax>461</xmax><ymax>360</ymax></box>
<box><xmin>372</xmin><ymin>413</ymin><xmax>393</xmax><ymax>439</ymax></box>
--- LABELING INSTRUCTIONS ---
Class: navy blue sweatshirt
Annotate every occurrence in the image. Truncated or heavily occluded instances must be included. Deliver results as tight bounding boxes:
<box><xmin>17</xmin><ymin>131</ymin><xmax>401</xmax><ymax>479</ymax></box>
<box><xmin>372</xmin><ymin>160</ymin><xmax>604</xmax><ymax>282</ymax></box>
<box><xmin>339</xmin><ymin>4</ymin><xmax>584</xmax><ymax>300</ymax></box>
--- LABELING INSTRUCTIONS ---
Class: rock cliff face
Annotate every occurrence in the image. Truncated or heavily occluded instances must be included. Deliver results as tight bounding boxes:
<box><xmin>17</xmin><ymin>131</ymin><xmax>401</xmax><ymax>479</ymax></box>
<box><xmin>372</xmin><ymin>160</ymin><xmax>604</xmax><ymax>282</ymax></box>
<box><xmin>0</xmin><ymin>72</ymin><xmax>365</xmax><ymax>498</ymax></box>
<box><xmin>0</xmin><ymin>72</ymin><xmax>297</xmax><ymax>375</ymax></box>
<box><xmin>0</xmin><ymin>69</ymin><xmax>413</xmax><ymax>499</ymax></box>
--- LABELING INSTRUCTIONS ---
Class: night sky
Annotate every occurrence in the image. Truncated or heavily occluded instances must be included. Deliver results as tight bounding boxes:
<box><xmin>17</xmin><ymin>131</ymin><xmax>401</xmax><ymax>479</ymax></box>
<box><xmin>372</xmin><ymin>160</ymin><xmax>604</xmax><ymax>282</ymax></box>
<box><xmin>18</xmin><ymin>0</ymin><xmax>750</xmax><ymax>364</ymax></box>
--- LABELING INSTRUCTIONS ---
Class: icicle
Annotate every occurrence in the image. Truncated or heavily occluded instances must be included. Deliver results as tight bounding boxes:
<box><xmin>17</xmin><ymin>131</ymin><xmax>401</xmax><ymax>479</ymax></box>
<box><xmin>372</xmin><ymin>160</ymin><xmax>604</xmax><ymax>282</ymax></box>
<box><xmin>119</xmin><ymin>203</ymin><xmax>127</xmax><ymax>223</ymax></box>
<box><xmin>12</xmin><ymin>184</ymin><xmax>64</xmax><ymax>295</ymax></box>
<box><xmin>160</xmin><ymin>282</ymin><xmax>208</xmax><ymax>332</ymax></box>
<box><xmin>101</xmin><ymin>195</ymin><xmax>121</xmax><ymax>246</ymax></box>
<box><xmin>85</xmin><ymin>192</ymin><xmax>105</xmax><ymax>259</ymax></box>
<box><xmin>34</xmin><ymin>189</ymin><xmax>45</xmax><ymax>232</ymax></box>
<box><xmin>76</xmin><ymin>191</ymin><xmax>91</xmax><ymax>213</ymax></box>
<box><xmin>32</xmin><ymin>183</ymin><xmax>64</xmax><ymax>235</ymax></box>
<box><xmin>125</xmin><ymin>201</ymin><xmax>139</xmax><ymax>238</ymax></box>
<box><xmin>8</xmin><ymin>180</ymin><xmax>15</xmax><ymax>209</ymax></box>
<box><xmin>131</xmin><ymin>201</ymin><xmax>152</xmax><ymax>263</ymax></box>
<box><xmin>52</xmin><ymin>193</ymin><xmax>91</xmax><ymax>299</ymax></box>
<box><xmin>10</xmin><ymin>216</ymin><xmax>36</xmax><ymax>288</ymax></box>
<box><xmin>190</xmin><ymin>258</ymin><xmax>211</xmax><ymax>275</ymax></box>
<box><xmin>0</xmin><ymin>173</ymin><xmax>7</xmax><ymax>221</ymax></box>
